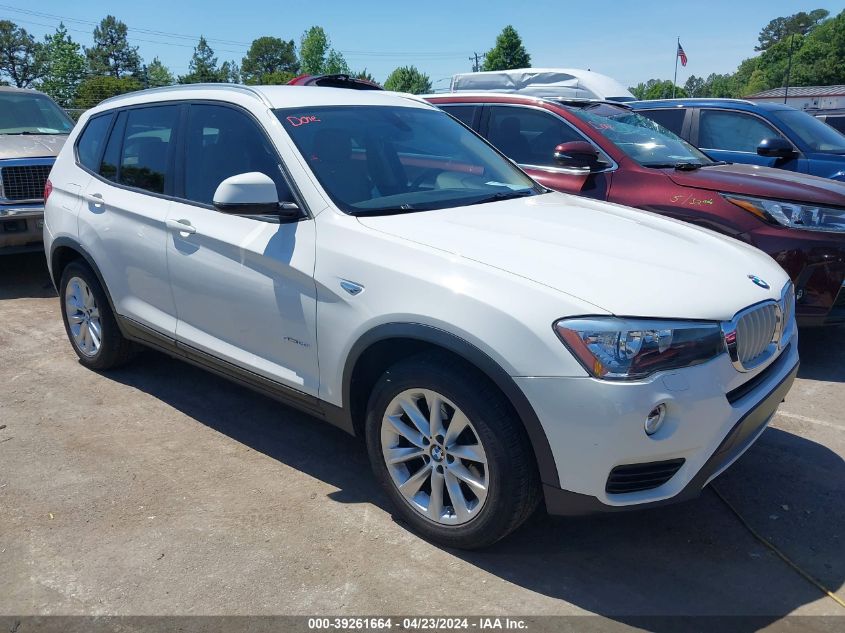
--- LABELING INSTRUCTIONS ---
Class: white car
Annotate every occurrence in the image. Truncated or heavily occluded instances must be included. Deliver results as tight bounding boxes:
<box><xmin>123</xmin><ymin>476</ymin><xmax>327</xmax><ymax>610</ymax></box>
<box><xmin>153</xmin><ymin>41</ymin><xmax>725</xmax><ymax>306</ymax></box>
<box><xmin>44</xmin><ymin>85</ymin><xmax>798</xmax><ymax>548</ymax></box>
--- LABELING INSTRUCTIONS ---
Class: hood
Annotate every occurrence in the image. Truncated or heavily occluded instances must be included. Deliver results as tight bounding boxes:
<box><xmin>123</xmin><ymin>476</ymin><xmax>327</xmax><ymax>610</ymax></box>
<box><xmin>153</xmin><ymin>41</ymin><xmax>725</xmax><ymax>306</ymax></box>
<box><xmin>357</xmin><ymin>192</ymin><xmax>788</xmax><ymax>321</ymax></box>
<box><xmin>665</xmin><ymin>163</ymin><xmax>845</xmax><ymax>206</ymax></box>
<box><xmin>0</xmin><ymin>134</ymin><xmax>67</xmax><ymax>159</ymax></box>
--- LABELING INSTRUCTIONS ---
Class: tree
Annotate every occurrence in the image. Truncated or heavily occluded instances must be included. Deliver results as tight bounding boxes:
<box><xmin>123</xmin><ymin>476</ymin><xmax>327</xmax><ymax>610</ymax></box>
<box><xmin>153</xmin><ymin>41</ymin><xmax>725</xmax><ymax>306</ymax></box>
<box><xmin>323</xmin><ymin>49</ymin><xmax>350</xmax><ymax>75</ymax></box>
<box><xmin>37</xmin><ymin>23</ymin><xmax>86</xmax><ymax>107</ymax></box>
<box><xmin>756</xmin><ymin>9</ymin><xmax>829</xmax><ymax>51</ymax></box>
<box><xmin>383</xmin><ymin>65</ymin><xmax>431</xmax><ymax>94</ymax></box>
<box><xmin>482</xmin><ymin>25</ymin><xmax>530</xmax><ymax>71</ymax></box>
<box><xmin>86</xmin><ymin>15</ymin><xmax>141</xmax><ymax>78</ymax></box>
<box><xmin>0</xmin><ymin>20</ymin><xmax>41</xmax><ymax>87</ymax></box>
<box><xmin>241</xmin><ymin>36</ymin><xmax>298</xmax><ymax>84</ymax></box>
<box><xmin>683</xmin><ymin>75</ymin><xmax>705</xmax><ymax>97</ymax></box>
<box><xmin>179</xmin><ymin>36</ymin><xmax>226</xmax><ymax>83</ymax></box>
<box><xmin>73</xmin><ymin>75</ymin><xmax>142</xmax><ymax>109</ymax></box>
<box><xmin>354</xmin><ymin>68</ymin><xmax>377</xmax><ymax>83</ymax></box>
<box><xmin>300</xmin><ymin>26</ymin><xmax>329</xmax><ymax>75</ymax></box>
<box><xmin>220</xmin><ymin>60</ymin><xmax>240</xmax><ymax>83</ymax></box>
<box><xmin>142</xmin><ymin>57</ymin><xmax>174</xmax><ymax>88</ymax></box>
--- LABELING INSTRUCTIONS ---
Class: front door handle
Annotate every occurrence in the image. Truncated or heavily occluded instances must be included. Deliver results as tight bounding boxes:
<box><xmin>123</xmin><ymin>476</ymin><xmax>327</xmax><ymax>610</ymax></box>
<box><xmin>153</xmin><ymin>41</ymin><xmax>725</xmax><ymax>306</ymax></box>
<box><xmin>166</xmin><ymin>219</ymin><xmax>197</xmax><ymax>235</ymax></box>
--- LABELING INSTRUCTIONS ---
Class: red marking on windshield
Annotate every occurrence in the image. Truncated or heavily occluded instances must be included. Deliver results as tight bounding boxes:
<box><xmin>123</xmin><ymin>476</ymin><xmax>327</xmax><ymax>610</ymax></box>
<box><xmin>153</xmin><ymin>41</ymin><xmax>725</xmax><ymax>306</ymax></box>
<box><xmin>286</xmin><ymin>115</ymin><xmax>321</xmax><ymax>127</ymax></box>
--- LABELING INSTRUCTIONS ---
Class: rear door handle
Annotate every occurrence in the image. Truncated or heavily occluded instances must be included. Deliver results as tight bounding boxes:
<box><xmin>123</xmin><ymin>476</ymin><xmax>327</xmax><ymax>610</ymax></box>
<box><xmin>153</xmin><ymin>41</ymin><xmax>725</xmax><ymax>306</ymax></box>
<box><xmin>85</xmin><ymin>193</ymin><xmax>104</xmax><ymax>207</ymax></box>
<box><xmin>165</xmin><ymin>218</ymin><xmax>197</xmax><ymax>235</ymax></box>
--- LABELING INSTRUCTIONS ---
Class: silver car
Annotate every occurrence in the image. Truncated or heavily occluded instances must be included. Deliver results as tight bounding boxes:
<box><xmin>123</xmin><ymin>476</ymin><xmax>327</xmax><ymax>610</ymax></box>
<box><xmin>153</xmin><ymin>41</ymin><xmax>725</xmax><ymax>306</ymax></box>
<box><xmin>0</xmin><ymin>86</ymin><xmax>73</xmax><ymax>253</ymax></box>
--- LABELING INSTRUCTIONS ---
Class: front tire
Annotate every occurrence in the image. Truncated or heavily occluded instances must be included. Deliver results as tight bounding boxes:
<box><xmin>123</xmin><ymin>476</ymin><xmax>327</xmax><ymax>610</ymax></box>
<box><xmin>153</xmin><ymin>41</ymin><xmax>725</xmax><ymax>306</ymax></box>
<box><xmin>365</xmin><ymin>351</ymin><xmax>540</xmax><ymax>549</ymax></box>
<box><xmin>59</xmin><ymin>260</ymin><xmax>135</xmax><ymax>370</ymax></box>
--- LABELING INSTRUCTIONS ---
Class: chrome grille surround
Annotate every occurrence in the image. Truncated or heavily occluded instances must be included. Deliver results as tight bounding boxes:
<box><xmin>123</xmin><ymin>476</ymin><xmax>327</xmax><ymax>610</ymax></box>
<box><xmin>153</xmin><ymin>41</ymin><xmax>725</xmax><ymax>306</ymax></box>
<box><xmin>722</xmin><ymin>282</ymin><xmax>795</xmax><ymax>373</ymax></box>
<box><xmin>0</xmin><ymin>157</ymin><xmax>55</xmax><ymax>203</ymax></box>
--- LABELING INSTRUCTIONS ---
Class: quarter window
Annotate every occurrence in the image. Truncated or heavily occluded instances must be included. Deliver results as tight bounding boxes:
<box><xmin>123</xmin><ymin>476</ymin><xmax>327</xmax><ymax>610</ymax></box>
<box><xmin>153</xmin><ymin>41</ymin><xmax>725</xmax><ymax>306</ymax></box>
<box><xmin>76</xmin><ymin>113</ymin><xmax>114</xmax><ymax>172</ymax></box>
<box><xmin>487</xmin><ymin>106</ymin><xmax>585</xmax><ymax>167</ymax></box>
<box><xmin>119</xmin><ymin>105</ymin><xmax>180</xmax><ymax>194</ymax></box>
<box><xmin>639</xmin><ymin>108</ymin><xmax>685</xmax><ymax>136</ymax></box>
<box><xmin>440</xmin><ymin>105</ymin><xmax>478</xmax><ymax>129</ymax></box>
<box><xmin>184</xmin><ymin>104</ymin><xmax>292</xmax><ymax>206</ymax></box>
<box><xmin>698</xmin><ymin>110</ymin><xmax>783</xmax><ymax>153</ymax></box>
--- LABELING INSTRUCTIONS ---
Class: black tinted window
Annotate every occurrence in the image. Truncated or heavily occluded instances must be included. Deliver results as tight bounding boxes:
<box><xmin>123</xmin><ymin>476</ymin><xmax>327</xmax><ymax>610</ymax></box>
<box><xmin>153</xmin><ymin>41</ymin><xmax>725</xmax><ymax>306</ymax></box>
<box><xmin>76</xmin><ymin>113</ymin><xmax>114</xmax><ymax>171</ymax></box>
<box><xmin>698</xmin><ymin>110</ymin><xmax>781</xmax><ymax>152</ymax></box>
<box><xmin>639</xmin><ymin>108</ymin><xmax>685</xmax><ymax>135</ymax></box>
<box><xmin>488</xmin><ymin>106</ymin><xmax>584</xmax><ymax>166</ymax></box>
<box><xmin>119</xmin><ymin>105</ymin><xmax>179</xmax><ymax>194</ymax></box>
<box><xmin>441</xmin><ymin>105</ymin><xmax>478</xmax><ymax>129</ymax></box>
<box><xmin>184</xmin><ymin>104</ymin><xmax>291</xmax><ymax>206</ymax></box>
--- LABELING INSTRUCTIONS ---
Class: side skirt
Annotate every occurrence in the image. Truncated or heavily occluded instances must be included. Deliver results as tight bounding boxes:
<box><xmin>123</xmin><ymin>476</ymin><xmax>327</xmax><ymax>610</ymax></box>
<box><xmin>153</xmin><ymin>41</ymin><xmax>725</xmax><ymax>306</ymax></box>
<box><xmin>117</xmin><ymin>316</ymin><xmax>354</xmax><ymax>435</ymax></box>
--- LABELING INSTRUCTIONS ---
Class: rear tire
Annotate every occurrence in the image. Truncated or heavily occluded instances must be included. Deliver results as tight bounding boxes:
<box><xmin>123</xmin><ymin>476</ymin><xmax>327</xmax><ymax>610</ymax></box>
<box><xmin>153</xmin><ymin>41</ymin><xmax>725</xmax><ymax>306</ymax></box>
<box><xmin>365</xmin><ymin>351</ymin><xmax>540</xmax><ymax>549</ymax></box>
<box><xmin>59</xmin><ymin>260</ymin><xmax>136</xmax><ymax>370</ymax></box>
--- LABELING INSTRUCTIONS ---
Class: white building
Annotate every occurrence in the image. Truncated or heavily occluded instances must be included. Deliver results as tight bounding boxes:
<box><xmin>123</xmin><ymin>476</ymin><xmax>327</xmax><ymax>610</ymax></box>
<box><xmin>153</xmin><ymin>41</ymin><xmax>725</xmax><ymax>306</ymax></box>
<box><xmin>745</xmin><ymin>85</ymin><xmax>845</xmax><ymax>111</ymax></box>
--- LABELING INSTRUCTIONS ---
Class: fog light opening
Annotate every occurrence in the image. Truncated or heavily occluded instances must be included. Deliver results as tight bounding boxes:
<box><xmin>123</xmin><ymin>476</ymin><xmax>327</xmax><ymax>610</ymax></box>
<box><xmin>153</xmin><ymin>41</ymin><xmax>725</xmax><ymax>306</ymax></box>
<box><xmin>645</xmin><ymin>404</ymin><xmax>667</xmax><ymax>436</ymax></box>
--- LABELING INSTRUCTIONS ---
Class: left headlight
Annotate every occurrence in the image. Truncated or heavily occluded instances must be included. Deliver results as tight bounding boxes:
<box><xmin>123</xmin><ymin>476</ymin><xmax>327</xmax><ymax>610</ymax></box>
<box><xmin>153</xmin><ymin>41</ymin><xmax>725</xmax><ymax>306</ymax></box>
<box><xmin>724</xmin><ymin>193</ymin><xmax>845</xmax><ymax>233</ymax></box>
<box><xmin>554</xmin><ymin>317</ymin><xmax>725</xmax><ymax>380</ymax></box>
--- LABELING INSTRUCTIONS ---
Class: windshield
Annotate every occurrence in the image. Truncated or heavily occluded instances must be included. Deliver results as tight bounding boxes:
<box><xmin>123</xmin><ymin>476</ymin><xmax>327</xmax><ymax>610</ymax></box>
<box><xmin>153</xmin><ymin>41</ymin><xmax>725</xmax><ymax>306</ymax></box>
<box><xmin>276</xmin><ymin>105</ymin><xmax>542</xmax><ymax>215</ymax></box>
<box><xmin>0</xmin><ymin>92</ymin><xmax>74</xmax><ymax>134</ymax></box>
<box><xmin>770</xmin><ymin>109</ymin><xmax>845</xmax><ymax>153</ymax></box>
<box><xmin>570</xmin><ymin>105</ymin><xmax>715</xmax><ymax>168</ymax></box>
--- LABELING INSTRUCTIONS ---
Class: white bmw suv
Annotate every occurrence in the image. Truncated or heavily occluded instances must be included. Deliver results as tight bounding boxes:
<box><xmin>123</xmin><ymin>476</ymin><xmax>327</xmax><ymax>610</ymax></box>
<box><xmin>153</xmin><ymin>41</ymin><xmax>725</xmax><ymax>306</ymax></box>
<box><xmin>44</xmin><ymin>85</ymin><xmax>798</xmax><ymax>548</ymax></box>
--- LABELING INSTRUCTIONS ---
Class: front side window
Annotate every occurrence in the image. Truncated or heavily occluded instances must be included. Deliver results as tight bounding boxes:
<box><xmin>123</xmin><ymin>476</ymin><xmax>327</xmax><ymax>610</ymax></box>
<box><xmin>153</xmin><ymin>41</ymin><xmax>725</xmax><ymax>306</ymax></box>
<box><xmin>698</xmin><ymin>110</ymin><xmax>783</xmax><ymax>153</ymax></box>
<box><xmin>184</xmin><ymin>104</ymin><xmax>293</xmax><ymax>206</ymax></box>
<box><xmin>570</xmin><ymin>105</ymin><xmax>713</xmax><ymax>168</ymax></box>
<box><xmin>770</xmin><ymin>109</ymin><xmax>845</xmax><ymax>153</ymax></box>
<box><xmin>119</xmin><ymin>105</ymin><xmax>180</xmax><ymax>194</ymax></box>
<box><xmin>276</xmin><ymin>105</ymin><xmax>541</xmax><ymax>215</ymax></box>
<box><xmin>488</xmin><ymin>106</ymin><xmax>584</xmax><ymax>167</ymax></box>
<box><xmin>76</xmin><ymin>113</ymin><xmax>114</xmax><ymax>172</ymax></box>
<box><xmin>440</xmin><ymin>105</ymin><xmax>478</xmax><ymax>129</ymax></box>
<box><xmin>0</xmin><ymin>92</ymin><xmax>74</xmax><ymax>135</ymax></box>
<box><xmin>638</xmin><ymin>108</ymin><xmax>685</xmax><ymax>136</ymax></box>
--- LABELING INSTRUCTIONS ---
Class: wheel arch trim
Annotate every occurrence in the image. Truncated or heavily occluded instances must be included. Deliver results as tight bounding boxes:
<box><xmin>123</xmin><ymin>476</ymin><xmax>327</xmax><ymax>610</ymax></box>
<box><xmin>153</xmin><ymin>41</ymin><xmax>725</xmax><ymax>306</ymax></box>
<box><xmin>341</xmin><ymin>322</ymin><xmax>561</xmax><ymax>488</ymax></box>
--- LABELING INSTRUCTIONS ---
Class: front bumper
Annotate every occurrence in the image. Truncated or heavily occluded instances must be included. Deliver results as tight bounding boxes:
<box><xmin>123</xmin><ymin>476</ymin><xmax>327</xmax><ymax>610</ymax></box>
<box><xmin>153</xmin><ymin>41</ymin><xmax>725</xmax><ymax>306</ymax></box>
<box><xmin>0</xmin><ymin>204</ymin><xmax>44</xmax><ymax>252</ymax></box>
<box><xmin>518</xmin><ymin>329</ymin><xmax>799</xmax><ymax>515</ymax></box>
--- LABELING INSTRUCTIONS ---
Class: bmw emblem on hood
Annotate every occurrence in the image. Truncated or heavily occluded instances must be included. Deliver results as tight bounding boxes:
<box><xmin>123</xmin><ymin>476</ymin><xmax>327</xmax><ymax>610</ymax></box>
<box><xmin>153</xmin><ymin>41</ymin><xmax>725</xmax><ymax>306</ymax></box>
<box><xmin>748</xmin><ymin>274</ymin><xmax>770</xmax><ymax>289</ymax></box>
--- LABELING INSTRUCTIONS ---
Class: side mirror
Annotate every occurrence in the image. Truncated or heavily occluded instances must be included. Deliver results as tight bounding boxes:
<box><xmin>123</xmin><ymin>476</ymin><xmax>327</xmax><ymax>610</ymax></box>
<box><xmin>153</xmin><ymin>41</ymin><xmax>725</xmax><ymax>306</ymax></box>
<box><xmin>756</xmin><ymin>138</ymin><xmax>795</xmax><ymax>159</ymax></box>
<box><xmin>213</xmin><ymin>172</ymin><xmax>302</xmax><ymax>221</ymax></box>
<box><xmin>553</xmin><ymin>141</ymin><xmax>606</xmax><ymax>171</ymax></box>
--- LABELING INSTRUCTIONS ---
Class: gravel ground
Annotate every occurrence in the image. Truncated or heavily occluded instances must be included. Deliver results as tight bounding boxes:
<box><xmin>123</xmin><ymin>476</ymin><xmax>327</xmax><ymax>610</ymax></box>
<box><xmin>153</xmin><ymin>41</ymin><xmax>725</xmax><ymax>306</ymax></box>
<box><xmin>1</xmin><ymin>252</ymin><xmax>843</xmax><ymax>627</ymax></box>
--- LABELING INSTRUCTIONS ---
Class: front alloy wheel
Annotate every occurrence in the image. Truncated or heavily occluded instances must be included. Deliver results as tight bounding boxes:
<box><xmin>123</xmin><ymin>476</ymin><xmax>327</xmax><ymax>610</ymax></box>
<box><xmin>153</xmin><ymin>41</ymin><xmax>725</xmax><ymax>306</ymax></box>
<box><xmin>381</xmin><ymin>388</ymin><xmax>489</xmax><ymax>525</ymax></box>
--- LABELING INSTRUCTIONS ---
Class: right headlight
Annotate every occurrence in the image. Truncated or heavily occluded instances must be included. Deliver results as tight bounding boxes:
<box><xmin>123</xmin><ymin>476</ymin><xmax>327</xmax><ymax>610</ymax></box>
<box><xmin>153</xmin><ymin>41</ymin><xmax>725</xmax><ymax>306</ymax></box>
<box><xmin>554</xmin><ymin>317</ymin><xmax>725</xmax><ymax>380</ymax></box>
<box><xmin>723</xmin><ymin>193</ymin><xmax>845</xmax><ymax>233</ymax></box>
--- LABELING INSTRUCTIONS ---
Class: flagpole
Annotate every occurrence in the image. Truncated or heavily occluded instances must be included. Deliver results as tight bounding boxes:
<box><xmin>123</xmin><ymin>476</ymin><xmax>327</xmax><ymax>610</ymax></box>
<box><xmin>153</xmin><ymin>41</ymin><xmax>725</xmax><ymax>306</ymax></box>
<box><xmin>672</xmin><ymin>36</ymin><xmax>679</xmax><ymax>98</ymax></box>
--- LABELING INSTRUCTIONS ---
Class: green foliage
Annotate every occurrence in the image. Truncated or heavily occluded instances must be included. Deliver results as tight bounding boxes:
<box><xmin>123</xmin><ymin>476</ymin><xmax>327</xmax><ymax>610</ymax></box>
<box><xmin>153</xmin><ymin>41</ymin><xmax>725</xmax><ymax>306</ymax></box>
<box><xmin>300</xmin><ymin>26</ymin><xmax>329</xmax><ymax>75</ymax></box>
<box><xmin>354</xmin><ymin>68</ymin><xmax>377</xmax><ymax>83</ymax></box>
<box><xmin>85</xmin><ymin>15</ymin><xmax>141</xmax><ymax>78</ymax></box>
<box><xmin>756</xmin><ymin>9</ymin><xmax>829</xmax><ymax>51</ymax></box>
<box><xmin>482</xmin><ymin>25</ymin><xmax>530</xmax><ymax>71</ymax></box>
<box><xmin>629</xmin><ymin>79</ymin><xmax>687</xmax><ymax>100</ymax></box>
<box><xmin>179</xmin><ymin>36</ymin><xmax>227</xmax><ymax>84</ymax></box>
<box><xmin>323</xmin><ymin>49</ymin><xmax>350</xmax><ymax>75</ymax></box>
<box><xmin>383</xmin><ymin>65</ymin><xmax>431</xmax><ymax>94</ymax></box>
<box><xmin>241</xmin><ymin>36</ymin><xmax>298</xmax><ymax>84</ymax></box>
<box><xmin>73</xmin><ymin>74</ymin><xmax>142</xmax><ymax>109</ymax></box>
<box><xmin>0</xmin><ymin>20</ymin><xmax>41</xmax><ymax>87</ymax></box>
<box><xmin>245</xmin><ymin>70</ymin><xmax>295</xmax><ymax>85</ymax></box>
<box><xmin>37</xmin><ymin>24</ymin><xmax>86</xmax><ymax>106</ymax></box>
<box><xmin>143</xmin><ymin>57</ymin><xmax>174</xmax><ymax>88</ymax></box>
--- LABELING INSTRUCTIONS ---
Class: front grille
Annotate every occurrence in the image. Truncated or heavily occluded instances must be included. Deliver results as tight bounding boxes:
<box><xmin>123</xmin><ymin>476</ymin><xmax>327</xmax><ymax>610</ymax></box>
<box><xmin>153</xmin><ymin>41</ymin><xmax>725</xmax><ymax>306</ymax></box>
<box><xmin>735</xmin><ymin>303</ymin><xmax>778</xmax><ymax>368</ymax></box>
<box><xmin>1</xmin><ymin>164</ymin><xmax>51</xmax><ymax>201</ymax></box>
<box><xmin>606</xmin><ymin>458</ymin><xmax>685</xmax><ymax>494</ymax></box>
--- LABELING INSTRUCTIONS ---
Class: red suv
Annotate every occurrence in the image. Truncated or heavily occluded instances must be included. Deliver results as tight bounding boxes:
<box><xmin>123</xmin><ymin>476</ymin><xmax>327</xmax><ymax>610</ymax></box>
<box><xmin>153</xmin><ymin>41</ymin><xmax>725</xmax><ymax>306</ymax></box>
<box><xmin>426</xmin><ymin>94</ymin><xmax>845</xmax><ymax>326</ymax></box>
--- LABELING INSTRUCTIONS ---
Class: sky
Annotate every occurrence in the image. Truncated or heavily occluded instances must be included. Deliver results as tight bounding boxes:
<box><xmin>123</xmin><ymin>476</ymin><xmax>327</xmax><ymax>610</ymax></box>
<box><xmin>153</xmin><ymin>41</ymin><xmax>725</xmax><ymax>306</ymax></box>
<box><xmin>3</xmin><ymin>0</ymin><xmax>843</xmax><ymax>88</ymax></box>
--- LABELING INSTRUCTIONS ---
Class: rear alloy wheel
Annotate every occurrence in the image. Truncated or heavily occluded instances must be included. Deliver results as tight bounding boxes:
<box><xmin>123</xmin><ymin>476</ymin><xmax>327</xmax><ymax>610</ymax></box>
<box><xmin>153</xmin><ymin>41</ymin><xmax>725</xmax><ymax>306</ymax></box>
<box><xmin>365</xmin><ymin>352</ymin><xmax>540</xmax><ymax>549</ymax></box>
<box><xmin>381</xmin><ymin>388</ymin><xmax>489</xmax><ymax>525</ymax></box>
<box><xmin>65</xmin><ymin>276</ymin><xmax>102</xmax><ymax>357</ymax></box>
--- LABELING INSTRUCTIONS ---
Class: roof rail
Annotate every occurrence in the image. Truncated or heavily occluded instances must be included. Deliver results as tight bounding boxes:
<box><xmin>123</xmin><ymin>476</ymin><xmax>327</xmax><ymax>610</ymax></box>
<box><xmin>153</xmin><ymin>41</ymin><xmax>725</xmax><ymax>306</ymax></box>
<box><xmin>99</xmin><ymin>83</ymin><xmax>273</xmax><ymax>108</ymax></box>
<box><xmin>544</xmin><ymin>96</ymin><xmax>633</xmax><ymax>109</ymax></box>
<box><xmin>637</xmin><ymin>97</ymin><xmax>756</xmax><ymax>105</ymax></box>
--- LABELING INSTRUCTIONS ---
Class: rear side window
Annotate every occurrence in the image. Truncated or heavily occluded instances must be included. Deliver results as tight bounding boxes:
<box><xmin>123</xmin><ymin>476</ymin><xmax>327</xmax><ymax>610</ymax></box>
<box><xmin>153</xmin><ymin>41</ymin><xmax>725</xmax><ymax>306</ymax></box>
<box><xmin>698</xmin><ymin>110</ymin><xmax>782</xmax><ymax>153</ymax></box>
<box><xmin>487</xmin><ymin>106</ymin><xmax>585</xmax><ymax>167</ymax></box>
<box><xmin>99</xmin><ymin>111</ymin><xmax>125</xmax><ymax>182</ymax></box>
<box><xmin>440</xmin><ymin>105</ymin><xmax>479</xmax><ymax>129</ymax></box>
<box><xmin>183</xmin><ymin>104</ymin><xmax>293</xmax><ymax>206</ymax></box>
<box><xmin>76</xmin><ymin>113</ymin><xmax>114</xmax><ymax>172</ymax></box>
<box><xmin>639</xmin><ymin>108</ymin><xmax>685</xmax><ymax>136</ymax></box>
<box><xmin>119</xmin><ymin>105</ymin><xmax>180</xmax><ymax>194</ymax></box>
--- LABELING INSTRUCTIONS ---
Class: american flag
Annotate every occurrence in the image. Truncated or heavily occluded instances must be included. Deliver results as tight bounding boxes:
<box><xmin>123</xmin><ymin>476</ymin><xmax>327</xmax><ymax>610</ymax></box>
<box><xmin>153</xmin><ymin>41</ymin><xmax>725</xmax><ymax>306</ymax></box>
<box><xmin>677</xmin><ymin>42</ymin><xmax>688</xmax><ymax>67</ymax></box>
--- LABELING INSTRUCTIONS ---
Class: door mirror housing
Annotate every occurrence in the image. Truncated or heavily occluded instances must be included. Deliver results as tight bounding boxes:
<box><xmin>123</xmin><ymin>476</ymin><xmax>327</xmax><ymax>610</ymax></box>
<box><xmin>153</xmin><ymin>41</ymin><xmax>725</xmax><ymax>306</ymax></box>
<box><xmin>553</xmin><ymin>141</ymin><xmax>606</xmax><ymax>172</ymax></box>
<box><xmin>213</xmin><ymin>172</ymin><xmax>303</xmax><ymax>221</ymax></box>
<box><xmin>756</xmin><ymin>137</ymin><xmax>795</xmax><ymax>159</ymax></box>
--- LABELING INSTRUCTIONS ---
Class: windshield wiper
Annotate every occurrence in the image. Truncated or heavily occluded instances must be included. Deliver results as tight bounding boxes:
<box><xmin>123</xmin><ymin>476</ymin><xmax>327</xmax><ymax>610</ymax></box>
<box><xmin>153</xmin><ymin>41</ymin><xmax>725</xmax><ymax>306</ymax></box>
<box><xmin>1</xmin><ymin>131</ymin><xmax>68</xmax><ymax>135</ymax></box>
<box><xmin>465</xmin><ymin>190</ymin><xmax>536</xmax><ymax>206</ymax></box>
